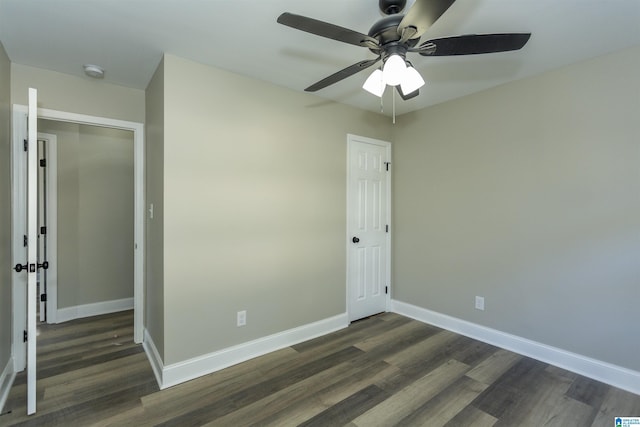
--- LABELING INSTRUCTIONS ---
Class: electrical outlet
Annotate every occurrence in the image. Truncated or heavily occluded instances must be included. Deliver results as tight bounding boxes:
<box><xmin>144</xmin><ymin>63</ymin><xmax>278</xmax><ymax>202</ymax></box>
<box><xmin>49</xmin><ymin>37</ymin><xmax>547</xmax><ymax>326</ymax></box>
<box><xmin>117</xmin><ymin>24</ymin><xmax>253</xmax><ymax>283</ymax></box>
<box><xmin>475</xmin><ymin>296</ymin><xmax>485</xmax><ymax>311</ymax></box>
<box><xmin>237</xmin><ymin>310</ymin><xmax>246</xmax><ymax>327</ymax></box>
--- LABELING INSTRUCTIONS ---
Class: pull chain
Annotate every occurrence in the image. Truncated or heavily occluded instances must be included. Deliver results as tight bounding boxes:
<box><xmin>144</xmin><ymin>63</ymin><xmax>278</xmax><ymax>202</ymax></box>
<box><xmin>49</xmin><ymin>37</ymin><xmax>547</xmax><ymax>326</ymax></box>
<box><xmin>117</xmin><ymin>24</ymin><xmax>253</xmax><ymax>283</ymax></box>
<box><xmin>392</xmin><ymin>88</ymin><xmax>396</xmax><ymax>124</ymax></box>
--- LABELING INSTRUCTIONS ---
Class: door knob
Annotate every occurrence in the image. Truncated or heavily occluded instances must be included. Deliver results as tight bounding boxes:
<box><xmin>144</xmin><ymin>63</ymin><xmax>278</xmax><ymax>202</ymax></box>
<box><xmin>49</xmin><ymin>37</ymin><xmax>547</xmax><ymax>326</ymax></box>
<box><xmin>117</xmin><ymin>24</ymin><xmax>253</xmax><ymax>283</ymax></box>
<box><xmin>13</xmin><ymin>261</ymin><xmax>48</xmax><ymax>273</ymax></box>
<box><xmin>352</xmin><ymin>236</ymin><xmax>360</xmax><ymax>243</ymax></box>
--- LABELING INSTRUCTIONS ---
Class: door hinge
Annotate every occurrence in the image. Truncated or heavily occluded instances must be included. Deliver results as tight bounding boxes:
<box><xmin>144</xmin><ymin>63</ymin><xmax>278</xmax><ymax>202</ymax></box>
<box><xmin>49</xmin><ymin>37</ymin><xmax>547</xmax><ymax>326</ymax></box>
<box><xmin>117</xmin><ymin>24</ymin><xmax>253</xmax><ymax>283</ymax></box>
<box><xmin>40</xmin><ymin>294</ymin><xmax>47</xmax><ymax>302</ymax></box>
<box><xmin>23</xmin><ymin>235</ymin><xmax>28</xmax><ymax>247</ymax></box>
<box><xmin>385</xmin><ymin>286</ymin><xmax>389</xmax><ymax>294</ymax></box>
<box><xmin>385</xmin><ymin>162</ymin><xmax>391</xmax><ymax>171</ymax></box>
<box><xmin>40</xmin><ymin>159</ymin><xmax>46</xmax><ymax>167</ymax></box>
<box><xmin>23</xmin><ymin>330</ymin><xmax>27</xmax><ymax>342</ymax></box>
<box><xmin>386</xmin><ymin>224</ymin><xmax>389</xmax><ymax>233</ymax></box>
<box><xmin>23</xmin><ymin>139</ymin><xmax>28</xmax><ymax>152</ymax></box>
<box><xmin>40</xmin><ymin>226</ymin><xmax>47</xmax><ymax>235</ymax></box>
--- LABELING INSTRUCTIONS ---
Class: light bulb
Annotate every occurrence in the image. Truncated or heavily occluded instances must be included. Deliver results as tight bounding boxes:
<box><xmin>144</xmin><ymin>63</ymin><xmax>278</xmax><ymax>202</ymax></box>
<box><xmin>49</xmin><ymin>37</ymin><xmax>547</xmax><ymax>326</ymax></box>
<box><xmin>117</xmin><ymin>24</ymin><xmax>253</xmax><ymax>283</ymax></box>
<box><xmin>382</xmin><ymin>54</ymin><xmax>406</xmax><ymax>86</ymax></box>
<box><xmin>400</xmin><ymin>66</ymin><xmax>425</xmax><ymax>96</ymax></box>
<box><xmin>362</xmin><ymin>69</ymin><xmax>385</xmax><ymax>97</ymax></box>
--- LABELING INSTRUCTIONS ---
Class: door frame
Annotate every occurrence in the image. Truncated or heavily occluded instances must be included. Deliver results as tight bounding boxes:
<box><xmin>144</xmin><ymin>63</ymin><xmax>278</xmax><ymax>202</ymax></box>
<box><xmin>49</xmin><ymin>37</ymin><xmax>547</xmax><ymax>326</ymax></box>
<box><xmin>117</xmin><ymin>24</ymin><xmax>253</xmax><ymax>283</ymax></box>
<box><xmin>11</xmin><ymin>105</ymin><xmax>145</xmax><ymax>372</ymax></box>
<box><xmin>345</xmin><ymin>134</ymin><xmax>392</xmax><ymax>321</ymax></box>
<box><xmin>37</xmin><ymin>133</ymin><xmax>58</xmax><ymax>324</ymax></box>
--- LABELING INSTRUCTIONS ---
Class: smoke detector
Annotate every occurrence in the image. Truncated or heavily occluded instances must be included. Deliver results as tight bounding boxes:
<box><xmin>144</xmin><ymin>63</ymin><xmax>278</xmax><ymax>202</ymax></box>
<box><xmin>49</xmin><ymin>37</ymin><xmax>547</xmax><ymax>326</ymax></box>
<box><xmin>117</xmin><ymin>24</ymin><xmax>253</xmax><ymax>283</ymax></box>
<box><xmin>83</xmin><ymin>64</ymin><xmax>104</xmax><ymax>78</ymax></box>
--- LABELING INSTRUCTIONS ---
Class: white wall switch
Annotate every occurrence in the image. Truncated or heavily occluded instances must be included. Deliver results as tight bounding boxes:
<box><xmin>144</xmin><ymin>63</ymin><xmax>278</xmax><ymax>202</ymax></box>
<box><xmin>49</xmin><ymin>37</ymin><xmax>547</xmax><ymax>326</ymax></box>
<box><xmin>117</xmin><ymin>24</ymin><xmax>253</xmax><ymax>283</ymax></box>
<box><xmin>475</xmin><ymin>296</ymin><xmax>485</xmax><ymax>311</ymax></box>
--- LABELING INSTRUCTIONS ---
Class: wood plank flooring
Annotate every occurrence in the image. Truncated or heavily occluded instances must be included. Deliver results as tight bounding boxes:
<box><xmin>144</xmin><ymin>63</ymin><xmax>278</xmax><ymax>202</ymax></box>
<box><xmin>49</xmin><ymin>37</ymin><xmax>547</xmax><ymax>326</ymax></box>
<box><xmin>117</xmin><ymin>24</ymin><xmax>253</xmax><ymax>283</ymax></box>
<box><xmin>1</xmin><ymin>310</ymin><xmax>639</xmax><ymax>426</ymax></box>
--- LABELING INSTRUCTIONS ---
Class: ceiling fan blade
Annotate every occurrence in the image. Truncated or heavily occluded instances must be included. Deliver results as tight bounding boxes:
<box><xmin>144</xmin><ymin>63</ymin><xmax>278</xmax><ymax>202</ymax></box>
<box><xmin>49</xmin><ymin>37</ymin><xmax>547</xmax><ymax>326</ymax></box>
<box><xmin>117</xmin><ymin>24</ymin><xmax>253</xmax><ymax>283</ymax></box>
<box><xmin>277</xmin><ymin>12</ymin><xmax>379</xmax><ymax>48</ymax></box>
<box><xmin>397</xmin><ymin>86</ymin><xmax>419</xmax><ymax>100</ymax></box>
<box><xmin>398</xmin><ymin>0</ymin><xmax>456</xmax><ymax>40</ymax></box>
<box><xmin>416</xmin><ymin>33</ymin><xmax>531</xmax><ymax>56</ymax></box>
<box><xmin>305</xmin><ymin>57</ymin><xmax>381</xmax><ymax>92</ymax></box>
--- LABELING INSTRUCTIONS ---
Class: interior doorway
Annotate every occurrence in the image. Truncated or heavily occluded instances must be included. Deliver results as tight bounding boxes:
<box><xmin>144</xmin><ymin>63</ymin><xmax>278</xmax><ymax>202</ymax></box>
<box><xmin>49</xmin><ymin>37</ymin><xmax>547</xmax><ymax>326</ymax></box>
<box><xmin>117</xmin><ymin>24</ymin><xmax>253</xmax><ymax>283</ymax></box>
<box><xmin>11</xmin><ymin>106</ymin><xmax>145</xmax><ymax>375</ymax></box>
<box><xmin>38</xmin><ymin>121</ymin><xmax>135</xmax><ymax>324</ymax></box>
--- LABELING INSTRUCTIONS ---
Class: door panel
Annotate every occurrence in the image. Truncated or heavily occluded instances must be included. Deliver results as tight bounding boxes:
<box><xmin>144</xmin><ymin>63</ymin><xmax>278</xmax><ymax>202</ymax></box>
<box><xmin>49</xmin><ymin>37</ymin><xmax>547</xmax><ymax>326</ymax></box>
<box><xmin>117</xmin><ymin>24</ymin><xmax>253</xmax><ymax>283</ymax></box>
<box><xmin>347</xmin><ymin>135</ymin><xmax>391</xmax><ymax>321</ymax></box>
<box><xmin>27</xmin><ymin>87</ymin><xmax>38</xmax><ymax>415</ymax></box>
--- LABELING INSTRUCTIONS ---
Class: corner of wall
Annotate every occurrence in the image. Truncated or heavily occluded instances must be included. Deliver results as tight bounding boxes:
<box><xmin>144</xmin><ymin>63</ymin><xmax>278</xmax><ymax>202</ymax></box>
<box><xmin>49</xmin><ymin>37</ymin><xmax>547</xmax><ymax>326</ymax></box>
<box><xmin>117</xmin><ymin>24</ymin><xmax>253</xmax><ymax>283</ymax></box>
<box><xmin>147</xmin><ymin>313</ymin><xmax>348</xmax><ymax>390</ymax></box>
<box><xmin>0</xmin><ymin>356</ymin><xmax>15</xmax><ymax>415</ymax></box>
<box><xmin>0</xmin><ymin>40</ymin><xmax>15</xmax><ymax>415</ymax></box>
<box><xmin>391</xmin><ymin>299</ymin><xmax>640</xmax><ymax>396</ymax></box>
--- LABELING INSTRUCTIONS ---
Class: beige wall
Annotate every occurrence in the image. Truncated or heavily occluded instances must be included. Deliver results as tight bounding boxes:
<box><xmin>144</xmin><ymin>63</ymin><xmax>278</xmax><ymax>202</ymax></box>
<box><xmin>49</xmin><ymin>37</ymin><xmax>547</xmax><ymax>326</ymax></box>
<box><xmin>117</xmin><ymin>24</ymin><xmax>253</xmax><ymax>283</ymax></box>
<box><xmin>7</xmin><ymin>39</ymin><xmax>636</xmax><ymax>380</ymax></box>
<box><xmin>157</xmin><ymin>54</ymin><xmax>391</xmax><ymax>364</ymax></box>
<box><xmin>0</xmin><ymin>42</ymin><xmax>12</xmax><ymax>375</ymax></box>
<box><xmin>39</xmin><ymin>120</ymin><xmax>134</xmax><ymax>309</ymax></box>
<box><xmin>392</xmin><ymin>46</ymin><xmax>640</xmax><ymax>372</ymax></box>
<box><xmin>11</xmin><ymin>64</ymin><xmax>144</xmax><ymax>123</ymax></box>
<box><xmin>145</xmin><ymin>58</ymin><xmax>165</xmax><ymax>359</ymax></box>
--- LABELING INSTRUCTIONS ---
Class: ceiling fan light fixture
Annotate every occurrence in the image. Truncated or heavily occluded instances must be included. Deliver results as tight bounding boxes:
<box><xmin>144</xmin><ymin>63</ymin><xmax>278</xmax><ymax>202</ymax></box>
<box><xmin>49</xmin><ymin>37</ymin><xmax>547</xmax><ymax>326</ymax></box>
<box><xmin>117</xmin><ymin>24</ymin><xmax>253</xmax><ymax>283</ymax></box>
<box><xmin>363</xmin><ymin>69</ymin><xmax>385</xmax><ymax>97</ymax></box>
<box><xmin>400</xmin><ymin>66</ymin><xmax>425</xmax><ymax>96</ymax></box>
<box><xmin>382</xmin><ymin>54</ymin><xmax>406</xmax><ymax>86</ymax></box>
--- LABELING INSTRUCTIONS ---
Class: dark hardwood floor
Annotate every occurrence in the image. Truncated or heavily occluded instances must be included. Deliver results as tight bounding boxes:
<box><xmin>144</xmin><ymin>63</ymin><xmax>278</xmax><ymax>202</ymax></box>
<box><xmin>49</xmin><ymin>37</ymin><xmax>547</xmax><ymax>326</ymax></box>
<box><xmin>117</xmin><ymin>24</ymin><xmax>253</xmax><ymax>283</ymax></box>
<box><xmin>1</xmin><ymin>310</ymin><xmax>639</xmax><ymax>426</ymax></box>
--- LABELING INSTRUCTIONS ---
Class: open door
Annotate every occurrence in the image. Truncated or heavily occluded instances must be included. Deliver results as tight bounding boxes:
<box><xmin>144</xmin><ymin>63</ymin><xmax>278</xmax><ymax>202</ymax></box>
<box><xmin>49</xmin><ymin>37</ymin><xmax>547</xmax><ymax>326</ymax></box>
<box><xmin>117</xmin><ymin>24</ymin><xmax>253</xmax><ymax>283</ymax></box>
<box><xmin>14</xmin><ymin>87</ymin><xmax>40</xmax><ymax>415</ymax></box>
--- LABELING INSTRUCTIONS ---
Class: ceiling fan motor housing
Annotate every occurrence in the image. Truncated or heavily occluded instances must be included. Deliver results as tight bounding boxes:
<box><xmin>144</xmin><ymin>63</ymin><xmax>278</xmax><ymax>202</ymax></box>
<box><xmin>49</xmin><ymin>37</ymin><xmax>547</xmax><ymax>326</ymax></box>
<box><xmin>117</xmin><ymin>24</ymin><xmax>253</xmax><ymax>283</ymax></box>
<box><xmin>379</xmin><ymin>0</ymin><xmax>407</xmax><ymax>15</ymax></box>
<box><xmin>369</xmin><ymin>15</ymin><xmax>403</xmax><ymax>44</ymax></box>
<box><xmin>368</xmin><ymin>15</ymin><xmax>420</xmax><ymax>57</ymax></box>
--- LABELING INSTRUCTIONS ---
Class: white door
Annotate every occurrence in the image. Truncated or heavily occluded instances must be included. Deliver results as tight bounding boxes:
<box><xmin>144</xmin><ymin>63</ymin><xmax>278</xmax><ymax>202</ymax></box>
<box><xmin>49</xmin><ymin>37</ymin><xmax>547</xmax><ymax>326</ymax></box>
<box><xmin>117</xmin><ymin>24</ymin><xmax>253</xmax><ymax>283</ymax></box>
<box><xmin>26</xmin><ymin>88</ymin><xmax>39</xmax><ymax>414</ymax></box>
<box><xmin>347</xmin><ymin>134</ymin><xmax>391</xmax><ymax>321</ymax></box>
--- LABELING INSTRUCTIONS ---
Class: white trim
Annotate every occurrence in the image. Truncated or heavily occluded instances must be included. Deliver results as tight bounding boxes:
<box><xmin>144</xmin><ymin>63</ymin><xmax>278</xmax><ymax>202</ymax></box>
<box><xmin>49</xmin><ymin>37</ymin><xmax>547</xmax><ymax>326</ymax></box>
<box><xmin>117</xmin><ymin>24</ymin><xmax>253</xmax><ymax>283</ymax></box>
<box><xmin>142</xmin><ymin>329</ymin><xmax>164</xmax><ymax>389</ymax></box>
<box><xmin>346</xmin><ymin>134</ymin><xmax>392</xmax><ymax>322</ymax></box>
<box><xmin>149</xmin><ymin>313</ymin><xmax>348</xmax><ymax>389</ymax></box>
<box><xmin>391</xmin><ymin>299</ymin><xmax>640</xmax><ymax>396</ymax></box>
<box><xmin>0</xmin><ymin>356</ymin><xmax>15</xmax><ymax>414</ymax></box>
<box><xmin>12</xmin><ymin>104</ymin><xmax>144</xmax><ymax>344</ymax></box>
<box><xmin>56</xmin><ymin>298</ymin><xmax>134</xmax><ymax>324</ymax></box>
<box><xmin>38</xmin><ymin>133</ymin><xmax>58</xmax><ymax>324</ymax></box>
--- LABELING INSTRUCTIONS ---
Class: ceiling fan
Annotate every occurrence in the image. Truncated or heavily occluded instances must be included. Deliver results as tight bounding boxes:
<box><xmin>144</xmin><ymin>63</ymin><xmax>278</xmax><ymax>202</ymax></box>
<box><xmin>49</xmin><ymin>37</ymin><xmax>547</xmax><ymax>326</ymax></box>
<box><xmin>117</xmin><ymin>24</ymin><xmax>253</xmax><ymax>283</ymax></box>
<box><xmin>277</xmin><ymin>0</ymin><xmax>531</xmax><ymax>100</ymax></box>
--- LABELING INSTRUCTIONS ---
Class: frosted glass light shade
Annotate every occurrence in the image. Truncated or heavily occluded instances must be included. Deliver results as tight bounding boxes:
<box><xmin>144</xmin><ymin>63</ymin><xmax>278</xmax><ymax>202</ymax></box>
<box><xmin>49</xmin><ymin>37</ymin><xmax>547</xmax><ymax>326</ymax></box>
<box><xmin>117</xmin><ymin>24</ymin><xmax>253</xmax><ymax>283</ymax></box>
<box><xmin>382</xmin><ymin>54</ymin><xmax>406</xmax><ymax>86</ymax></box>
<box><xmin>400</xmin><ymin>66</ymin><xmax>425</xmax><ymax>96</ymax></box>
<box><xmin>362</xmin><ymin>69</ymin><xmax>385</xmax><ymax>97</ymax></box>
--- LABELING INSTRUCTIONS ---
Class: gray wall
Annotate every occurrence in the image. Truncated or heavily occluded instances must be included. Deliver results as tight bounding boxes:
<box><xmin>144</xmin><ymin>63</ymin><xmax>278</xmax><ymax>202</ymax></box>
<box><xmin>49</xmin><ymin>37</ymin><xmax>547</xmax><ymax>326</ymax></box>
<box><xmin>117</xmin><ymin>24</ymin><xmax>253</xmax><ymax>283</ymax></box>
<box><xmin>8</xmin><ymin>44</ymin><xmax>638</xmax><ymax>378</ymax></box>
<box><xmin>39</xmin><ymin>120</ymin><xmax>134</xmax><ymax>309</ymax></box>
<box><xmin>145</xmin><ymin>57</ymin><xmax>165</xmax><ymax>359</ymax></box>
<box><xmin>392</xmin><ymin>45</ymin><xmax>640</xmax><ymax>372</ymax></box>
<box><xmin>0</xmin><ymin>42</ymin><xmax>12</xmax><ymax>377</ymax></box>
<box><xmin>11</xmin><ymin>63</ymin><xmax>144</xmax><ymax>122</ymax></box>
<box><xmin>153</xmin><ymin>54</ymin><xmax>391</xmax><ymax>365</ymax></box>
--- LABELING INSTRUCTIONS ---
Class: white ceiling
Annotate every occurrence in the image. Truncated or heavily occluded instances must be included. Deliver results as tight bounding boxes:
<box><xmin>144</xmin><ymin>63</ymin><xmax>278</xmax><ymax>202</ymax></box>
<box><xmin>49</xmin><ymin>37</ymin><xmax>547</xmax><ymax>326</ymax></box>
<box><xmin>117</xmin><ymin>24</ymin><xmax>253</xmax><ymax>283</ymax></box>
<box><xmin>1</xmin><ymin>0</ymin><xmax>639</xmax><ymax>116</ymax></box>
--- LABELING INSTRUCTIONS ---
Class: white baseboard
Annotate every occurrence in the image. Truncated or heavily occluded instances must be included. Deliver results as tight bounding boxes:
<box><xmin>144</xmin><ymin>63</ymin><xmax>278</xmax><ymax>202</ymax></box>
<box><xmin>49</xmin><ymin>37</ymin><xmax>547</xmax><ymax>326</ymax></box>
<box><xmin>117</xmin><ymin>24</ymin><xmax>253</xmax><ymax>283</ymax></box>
<box><xmin>0</xmin><ymin>356</ymin><xmax>15</xmax><ymax>414</ymax></box>
<box><xmin>142</xmin><ymin>329</ymin><xmax>164</xmax><ymax>389</ymax></box>
<box><xmin>143</xmin><ymin>313</ymin><xmax>349</xmax><ymax>389</ymax></box>
<box><xmin>56</xmin><ymin>297</ymin><xmax>134</xmax><ymax>323</ymax></box>
<box><xmin>391</xmin><ymin>299</ymin><xmax>640</xmax><ymax>396</ymax></box>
